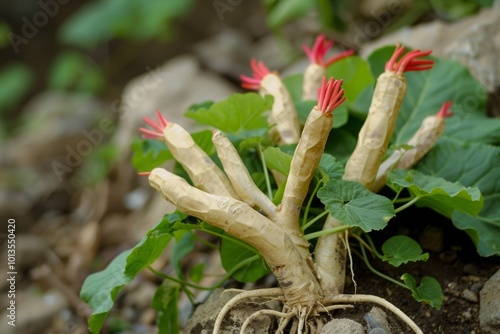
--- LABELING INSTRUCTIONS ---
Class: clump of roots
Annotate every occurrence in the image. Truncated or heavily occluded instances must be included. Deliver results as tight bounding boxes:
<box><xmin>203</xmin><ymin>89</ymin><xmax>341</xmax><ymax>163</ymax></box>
<box><xmin>212</xmin><ymin>289</ymin><xmax>423</xmax><ymax>334</ymax></box>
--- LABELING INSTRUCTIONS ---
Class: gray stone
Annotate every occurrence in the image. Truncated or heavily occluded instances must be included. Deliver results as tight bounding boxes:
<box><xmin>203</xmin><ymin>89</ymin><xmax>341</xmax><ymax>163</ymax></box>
<box><xmin>367</xmin><ymin>307</ymin><xmax>392</xmax><ymax>333</ymax></box>
<box><xmin>184</xmin><ymin>288</ymin><xmax>274</xmax><ymax>334</ymax></box>
<box><xmin>321</xmin><ymin>318</ymin><xmax>364</xmax><ymax>334</ymax></box>
<box><xmin>480</xmin><ymin>269</ymin><xmax>500</xmax><ymax>333</ymax></box>
<box><xmin>462</xmin><ymin>288</ymin><xmax>479</xmax><ymax>303</ymax></box>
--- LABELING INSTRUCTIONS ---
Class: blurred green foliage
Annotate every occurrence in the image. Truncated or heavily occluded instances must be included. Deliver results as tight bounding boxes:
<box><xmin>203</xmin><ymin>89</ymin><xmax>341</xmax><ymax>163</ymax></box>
<box><xmin>59</xmin><ymin>0</ymin><xmax>196</xmax><ymax>48</ymax></box>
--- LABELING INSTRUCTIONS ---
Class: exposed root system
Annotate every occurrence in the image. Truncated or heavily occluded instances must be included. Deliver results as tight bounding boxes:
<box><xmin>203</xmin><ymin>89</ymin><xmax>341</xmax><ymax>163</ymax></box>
<box><xmin>212</xmin><ymin>289</ymin><xmax>423</xmax><ymax>334</ymax></box>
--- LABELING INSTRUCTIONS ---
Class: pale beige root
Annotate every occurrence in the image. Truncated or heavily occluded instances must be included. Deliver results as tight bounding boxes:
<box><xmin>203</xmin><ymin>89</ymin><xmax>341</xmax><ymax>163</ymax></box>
<box><xmin>302</xmin><ymin>64</ymin><xmax>326</xmax><ymax>101</ymax></box>
<box><xmin>162</xmin><ymin>123</ymin><xmax>239</xmax><ymax>198</ymax></box>
<box><xmin>213</xmin><ymin>288</ymin><xmax>283</xmax><ymax>334</ymax></box>
<box><xmin>313</xmin><ymin>215</ymin><xmax>347</xmax><ymax>295</ymax></box>
<box><xmin>344</xmin><ymin>71</ymin><xmax>407</xmax><ymax>189</ymax></box>
<box><xmin>149</xmin><ymin>168</ymin><xmax>324</xmax><ymax>309</ymax></box>
<box><xmin>260</xmin><ymin>74</ymin><xmax>301</xmax><ymax>145</ymax></box>
<box><xmin>212</xmin><ymin>130</ymin><xmax>277</xmax><ymax>220</ymax></box>
<box><xmin>276</xmin><ymin>108</ymin><xmax>333</xmax><ymax>255</ymax></box>
<box><xmin>240</xmin><ymin>309</ymin><xmax>292</xmax><ymax>334</ymax></box>
<box><xmin>323</xmin><ymin>294</ymin><xmax>423</xmax><ymax>334</ymax></box>
<box><xmin>372</xmin><ymin>114</ymin><xmax>446</xmax><ymax>192</ymax></box>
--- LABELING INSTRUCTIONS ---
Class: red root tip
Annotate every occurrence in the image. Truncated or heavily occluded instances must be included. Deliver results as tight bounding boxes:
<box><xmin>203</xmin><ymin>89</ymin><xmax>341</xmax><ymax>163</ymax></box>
<box><xmin>138</xmin><ymin>171</ymin><xmax>151</xmax><ymax>176</ymax></box>
<box><xmin>385</xmin><ymin>43</ymin><xmax>434</xmax><ymax>74</ymax></box>
<box><xmin>240</xmin><ymin>58</ymin><xmax>271</xmax><ymax>90</ymax></box>
<box><xmin>139</xmin><ymin>109</ymin><xmax>168</xmax><ymax>139</ymax></box>
<box><xmin>317</xmin><ymin>76</ymin><xmax>346</xmax><ymax>115</ymax></box>
<box><xmin>436</xmin><ymin>101</ymin><xmax>454</xmax><ymax>118</ymax></box>
<box><xmin>303</xmin><ymin>34</ymin><xmax>355</xmax><ymax>67</ymax></box>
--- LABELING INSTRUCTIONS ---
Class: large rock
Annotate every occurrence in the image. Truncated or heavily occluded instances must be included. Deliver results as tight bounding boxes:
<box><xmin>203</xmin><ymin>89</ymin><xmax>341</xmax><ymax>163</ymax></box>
<box><xmin>480</xmin><ymin>269</ymin><xmax>500</xmax><ymax>333</ymax></box>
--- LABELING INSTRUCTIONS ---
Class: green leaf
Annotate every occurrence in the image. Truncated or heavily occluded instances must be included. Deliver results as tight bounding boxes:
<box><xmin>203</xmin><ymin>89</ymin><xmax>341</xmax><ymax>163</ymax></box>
<box><xmin>381</xmin><ymin>236</ymin><xmax>429</xmax><ymax>267</ymax></box>
<box><xmin>220</xmin><ymin>237</ymin><xmax>270</xmax><ymax>282</ymax></box>
<box><xmin>184</xmin><ymin>93</ymin><xmax>271</xmax><ymax>138</ymax></box>
<box><xmin>0</xmin><ymin>63</ymin><xmax>34</xmax><ymax>113</ymax></box>
<box><xmin>59</xmin><ymin>0</ymin><xmax>195</xmax><ymax>48</ymax></box>
<box><xmin>171</xmin><ymin>231</ymin><xmax>195</xmax><ymax>276</ymax></box>
<box><xmin>263</xmin><ymin>146</ymin><xmax>293</xmax><ymax>176</ymax></box>
<box><xmin>319</xmin><ymin>154</ymin><xmax>344</xmax><ymax>181</ymax></box>
<box><xmin>131</xmin><ymin>137</ymin><xmax>172</xmax><ymax>172</ymax></box>
<box><xmin>401</xmin><ymin>273</ymin><xmax>443</xmax><ymax>310</ymax></box>
<box><xmin>324</xmin><ymin>128</ymin><xmax>358</xmax><ymax>163</ymax></box>
<box><xmin>188</xmin><ymin>263</ymin><xmax>205</xmax><ymax>283</ymax></box>
<box><xmin>444</xmin><ymin>112</ymin><xmax>500</xmax><ymax>145</ymax></box>
<box><xmin>152</xmin><ymin>281</ymin><xmax>180</xmax><ymax>334</ymax></box>
<box><xmin>326</xmin><ymin>55</ymin><xmax>374</xmax><ymax>105</ymax></box>
<box><xmin>318</xmin><ymin>179</ymin><xmax>395</xmax><ymax>232</ymax></box>
<box><xmin>387</xmin><ymin>169</ymin><xmax>483</xmax><ymax>217</ymax></box>
<box><xmin>416</xmin><ymin>140</ymin><xmax>500</xmax><ymax>256</ymax></box>
<box><xmin>282</xmin><ymin>73</ymin><xmax>303</xmax><ymax>104</ymax></box>
<box><xmin>81</xmin><ymin>213</ymin><xmax>183</xmax><ymax>333</ymax></box>
<box><xmin>48</xmin><ymin>51</ymin><xmax>104</xmax><ymax>92</ymax></box>
<box><xmin>266</xmin><ymin>0</ymin><xmax>315</xmax><ymax>29</ymax></box>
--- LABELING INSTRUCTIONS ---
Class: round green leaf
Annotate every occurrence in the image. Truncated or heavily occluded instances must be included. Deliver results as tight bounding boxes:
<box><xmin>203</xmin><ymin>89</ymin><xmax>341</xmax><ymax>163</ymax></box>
<box><xmin>318</xmin><ymin>179</ymin><xmax>395</xmax><ymax>232</ymax></box>
<box><xmin>381</xmin><ymin>235</ymin><xmax>429</xmax><ymax>267</ymax></box>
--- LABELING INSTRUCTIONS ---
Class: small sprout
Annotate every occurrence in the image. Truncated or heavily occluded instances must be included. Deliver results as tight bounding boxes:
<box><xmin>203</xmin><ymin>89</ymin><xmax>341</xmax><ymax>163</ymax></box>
<box><xmin>385</xmin><ymin>43</ymin><xmax>434</xmax><ymax>73</ymax></box>
<box><xmin>303</xmin><ymin>34</ymin><xmax>354</xmax><ymax>67</ymax></box>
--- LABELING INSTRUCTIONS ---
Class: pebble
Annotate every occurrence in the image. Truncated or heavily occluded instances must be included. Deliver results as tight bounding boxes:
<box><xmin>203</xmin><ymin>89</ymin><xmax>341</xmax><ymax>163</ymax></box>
<box><xmin>462</xmin><ymin>310</ymin><xmax>472</xmax><ymax>320</ymax></box>
<box><xmin>462</xmin><ymin>289</ymin><xmax>479</xmax><ymax>303</ymax></box>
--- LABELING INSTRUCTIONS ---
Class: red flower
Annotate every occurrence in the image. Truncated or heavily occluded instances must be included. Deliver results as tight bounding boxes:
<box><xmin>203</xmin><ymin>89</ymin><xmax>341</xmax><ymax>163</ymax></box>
<box><xmin>139</xmin><ymin>110</ymin><xmax>168</xmax><ymax>139</ymax></box>
<box><xmin>385</xmin><ymin>44</ymin><xmax>434</xmax><ymax>73</ymax></box>
<box><xmin>304</xmin><ymin>34</ymin><xmax>354</xmax><ymax>67</ymax></box>
<box><xmin>240</xmin><ymin>59</ymin><xmax>271</xmax><ymax>90</ymax></box>
<box><xmin>436</xmin><ymin>101</ymin><xmax>453</xmax><ymax>118</ymax></box>
<box><xmin>317</xmin><ymin>77</ymin><xmax>345</xmax><ymax>115</ymax></box>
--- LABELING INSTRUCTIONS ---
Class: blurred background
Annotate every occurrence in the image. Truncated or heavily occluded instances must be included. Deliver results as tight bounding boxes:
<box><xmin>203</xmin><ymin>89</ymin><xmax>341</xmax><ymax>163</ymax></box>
<box><xmin>0</xmin><ymin>0</ymin><xmax>498</xmax><ymax>333</ymax></box>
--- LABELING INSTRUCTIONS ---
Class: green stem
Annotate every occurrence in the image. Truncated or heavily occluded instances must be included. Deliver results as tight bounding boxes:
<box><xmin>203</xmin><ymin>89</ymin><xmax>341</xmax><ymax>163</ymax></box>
<box><xmin>359</xmin><ymin>242</ymin><xmax>408</xmax><ymax>290</ymax></box>
<box><xmin>147</xmin><ymin>254</ymin><xmax>261</xmax><ymax>290</ymax></box>
<box><xmin>393</xmin><ymin>197</ymin><xmax>414</xmax><ymax>204</ymax></box>
<box><xmin>301</xmin><ymin>178</ymin><xmax>324</xmax><ymax>228</ymax></box>
<box><xmin>394</xmin><ymin>196</ymin><xmax>420</xmax><ymax>213</ymax></box>
<box><xmin>201</xmin><ymin>228</ymin><xmax>259</xmax><ymax>255</ymax></box>
<box><xmin>302</xmin><ymin>210</ymin><xmax>328</xmax><ymax>232</ymax></box>
<box><xmin>259</xmin><ymin>144</ymin><xmax>273</xmax><ymax>199</ymax></box>
<box><xmin>391</xmin><ymin>187</ymin><xmax>403</xmax><ymax>203</ymax></box>
<box><xmin>363</xmin><ymin>233</ymin><xmax>383</xmax><ymax>259</ymax></box>
<box><xmin>193</xmin><ymin>234</ymin><xmax>218</xmax><ymax>250</ymax></box>
<box><xmin>304</xmin><ymin>224</ymin><xmax>351</xmax><ymax>240</ymax></box>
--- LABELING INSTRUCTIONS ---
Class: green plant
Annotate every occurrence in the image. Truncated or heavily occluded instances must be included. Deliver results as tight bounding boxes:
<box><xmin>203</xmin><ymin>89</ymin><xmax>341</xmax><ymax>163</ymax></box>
<box><xmin>81</xmin><ymin>37</ymin><xmax>499</xmax><ymax>333</ymax></box>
